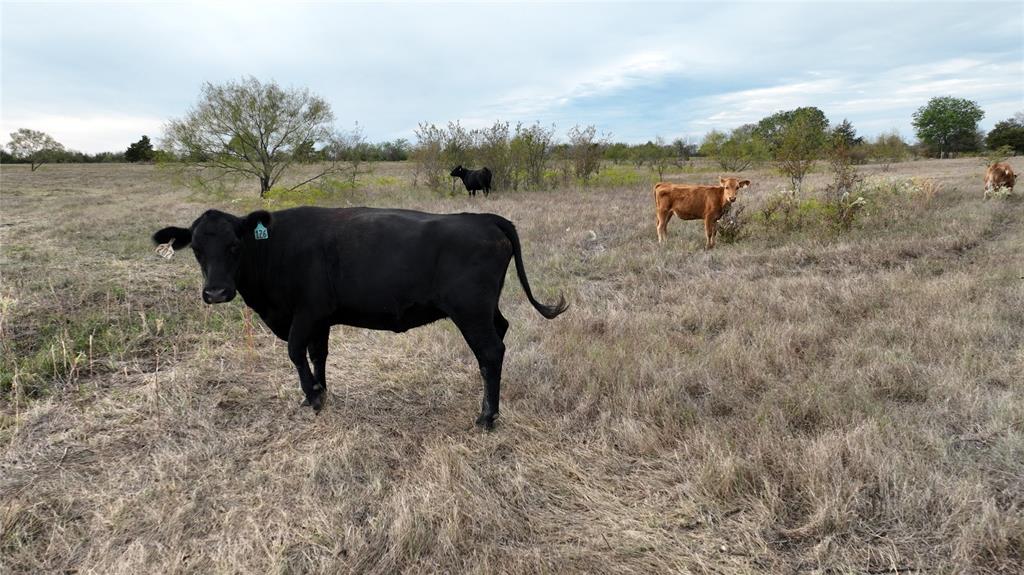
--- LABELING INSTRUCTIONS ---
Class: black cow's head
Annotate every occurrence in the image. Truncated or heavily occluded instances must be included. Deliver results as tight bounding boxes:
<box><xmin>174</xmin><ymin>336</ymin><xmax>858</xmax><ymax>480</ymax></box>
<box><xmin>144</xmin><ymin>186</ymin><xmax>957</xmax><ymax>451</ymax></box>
<box><xmin>450</xmin><ymin>165</ymin><xmax>467</xmax><ymax>178</ymax></box>
<box><xmin>152</xmin><ymin>209</ymin><xmax>271</xmax><ymax>304</ymax></box>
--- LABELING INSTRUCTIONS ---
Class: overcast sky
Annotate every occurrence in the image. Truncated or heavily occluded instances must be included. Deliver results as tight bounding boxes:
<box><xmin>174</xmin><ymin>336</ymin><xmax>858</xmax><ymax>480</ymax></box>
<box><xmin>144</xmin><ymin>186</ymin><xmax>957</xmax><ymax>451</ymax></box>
<box><xmin>2</xmin><ymin>1</ymin><xmax>1021</xmax><ymax>153</ymax></box>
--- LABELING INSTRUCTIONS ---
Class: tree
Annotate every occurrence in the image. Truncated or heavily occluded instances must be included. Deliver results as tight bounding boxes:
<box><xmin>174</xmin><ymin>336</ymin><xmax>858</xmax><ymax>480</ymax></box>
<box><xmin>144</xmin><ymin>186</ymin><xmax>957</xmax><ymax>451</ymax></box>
<box><xmin>510</xmin><ymin>122</ymin><xmax>556</xmax><ymax>190</ymax></box>
<box><xmin>6</xmin><ymin>128</ymin><xmax>65</xmax><ymax>171</ymax></box>
<box><xmin>566</xmin><ymin>124</ymin><xmax>608</xmax><ymax>184</ymax></box>
<box><xmin>163</xmin><ymin>77</ymin><xmax>340</xmax><ymax>197</ymax></box>
<box><xmin>475</xmin><ymin>121</ymin><xmax>512</xmax><ymax>191</ymax></box>
<box><xmin>700</xmin><ymin>125</ymin><xmax>768</xmax><ymax>172</ymax></box>
<box><xmin>775</xmin><ymin>113</ymin><xmax>828</xmax><ymax>192</ymax></box>
<box><xmin>870</xmin><ymin>130</ymin><xmax>909</xmax><ymax>171</ymax></box>
<box><xmin>603</xmin><ymin>142</ymin><xmax>630</xmax><ymax>164</ymax></box>
<box><xmin>379</xmin><ymin>139</ymin><xmax>410</xmax><ymax>161</ymax></box>
<box><xmin>911</xmin><ymin>96</ymin><xmax>984</xmax><ymax>158</ymax></box>
<box><xmin>754</xmin><ymin>107</ymin><xmax>829</xmax><ymax>152</ymax></box>
<box><xmin>829</xmin><ymin>119</ymin><xmax>864</xmax><ymax>149</ymax></box>
<box><xmin>642</xmin><ymin>137</ymin><xmax>674</xmax><ymax>179</ymax></box>
<box><xmin>326</xmin><ymin>122</ymin><xmax>371</xmax><ymax>185</ymax></box>
<box><xmin>125</xmin><ymin>135</ymin><xmax>155</xmax><ymax>162</ymax></box>
<box><xmin>986</xmin><ymin>114</ymin><xmax>1024</xmax><ymax>154</ymax></box>
<box><xmin>670</xmin><ymin>137</ymin><xmax>695</xmax><ymax>166</ymax></box>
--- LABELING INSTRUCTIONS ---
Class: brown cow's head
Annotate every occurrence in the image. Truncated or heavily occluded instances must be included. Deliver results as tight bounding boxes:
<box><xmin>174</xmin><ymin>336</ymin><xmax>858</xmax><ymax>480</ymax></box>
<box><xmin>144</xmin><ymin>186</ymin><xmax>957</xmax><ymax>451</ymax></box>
<box><xmin>719</xmin><ymin>177</ymin><xmax>751</xmax><ymax>203</ymax></box>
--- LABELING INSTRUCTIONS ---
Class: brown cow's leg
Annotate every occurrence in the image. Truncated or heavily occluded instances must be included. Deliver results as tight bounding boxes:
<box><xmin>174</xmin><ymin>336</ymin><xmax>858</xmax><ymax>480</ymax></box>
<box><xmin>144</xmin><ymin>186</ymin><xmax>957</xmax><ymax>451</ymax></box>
<box><xmin>656</xmin><ymin>209</ymin><xmax>671</xmax><ymax>242</ymax></box>
<box><xmin>704</xmin><ymin>216</ymin><xmax>716</xmax><ymax>249</ymax></box>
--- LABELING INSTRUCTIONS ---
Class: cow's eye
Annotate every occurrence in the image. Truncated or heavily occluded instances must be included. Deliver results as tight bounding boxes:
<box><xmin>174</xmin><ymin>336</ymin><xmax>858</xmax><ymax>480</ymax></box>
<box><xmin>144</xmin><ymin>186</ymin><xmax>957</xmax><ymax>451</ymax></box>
<box><xmin>229</xmin><ymin>244</ymin><xmax>240</xmax><ymax>255</ymax></box>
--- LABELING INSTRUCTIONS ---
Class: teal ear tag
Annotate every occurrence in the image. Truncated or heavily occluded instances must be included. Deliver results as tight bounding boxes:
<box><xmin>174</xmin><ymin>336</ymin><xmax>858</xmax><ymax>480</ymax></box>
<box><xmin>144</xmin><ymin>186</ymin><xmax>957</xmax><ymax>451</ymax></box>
<box><xmin>254</xmin><ymin>222</ymin><xmax>269</xmax><ymax>240</ymax></box>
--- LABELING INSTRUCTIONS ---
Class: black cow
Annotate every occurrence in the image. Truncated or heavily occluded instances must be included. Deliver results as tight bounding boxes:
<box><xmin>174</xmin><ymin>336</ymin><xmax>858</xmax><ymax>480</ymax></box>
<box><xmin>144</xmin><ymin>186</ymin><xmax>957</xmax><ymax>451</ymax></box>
<box><xmin>450</xmin><ymin>165</ymin><xmax>492</xmax><ymax>197</ymax></box>
<box><xmin>152</xmin><ymin>206</ymin><xmax>566</xmax><ymax>429</ymax></box>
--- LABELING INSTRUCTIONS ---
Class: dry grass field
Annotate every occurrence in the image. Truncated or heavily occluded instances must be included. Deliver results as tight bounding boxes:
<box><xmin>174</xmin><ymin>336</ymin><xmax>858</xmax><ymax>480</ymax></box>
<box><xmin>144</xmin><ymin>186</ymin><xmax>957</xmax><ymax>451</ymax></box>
<box><xmin>1</xmin><ymin>157</ymin><xmax>1022</xmax><ymax>573</ymax></box>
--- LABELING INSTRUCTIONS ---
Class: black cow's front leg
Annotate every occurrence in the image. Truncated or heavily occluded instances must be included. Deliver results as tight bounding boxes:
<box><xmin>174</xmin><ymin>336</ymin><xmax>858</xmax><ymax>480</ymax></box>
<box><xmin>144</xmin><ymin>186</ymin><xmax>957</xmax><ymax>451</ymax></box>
<box><xmin>288</xmin><ymin>318</ymin><xmax>324</xmax><ymax>411</ymax></box>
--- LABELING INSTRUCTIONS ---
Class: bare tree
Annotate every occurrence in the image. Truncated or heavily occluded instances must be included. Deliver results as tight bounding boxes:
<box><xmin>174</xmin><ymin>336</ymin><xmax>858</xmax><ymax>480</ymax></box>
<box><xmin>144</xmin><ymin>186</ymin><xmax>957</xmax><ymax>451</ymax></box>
<box><xmin>327</xmin><ymin>122</ymin><xmax>371</xmax><ymax>185</ymax></box>
<box><xmin>163</xmin><ymin>77</ymin><xmax>341</xmax><ymax>197</ymax></box>
<box><xmin>412</xmin><ymin>122</ymin><xmax>446</xmax><ymax>189</ymax></box>
<box><xmin>6</xmin><ymin>128</ymin><xmax>65</xmax><ymax>171</ymax></box>
<box><xmin>567</xmin><ymin>124</ymin><xmax>608</xmax><ymax>184</ymax></box>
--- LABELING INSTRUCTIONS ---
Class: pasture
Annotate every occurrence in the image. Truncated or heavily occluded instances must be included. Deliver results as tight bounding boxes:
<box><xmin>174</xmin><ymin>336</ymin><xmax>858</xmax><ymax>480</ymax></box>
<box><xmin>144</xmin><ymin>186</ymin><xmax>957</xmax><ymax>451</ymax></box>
<box><xmin>1</xmin><ymin>158</ymin><xmax>1022</xmax><ymax>573</ymax></box>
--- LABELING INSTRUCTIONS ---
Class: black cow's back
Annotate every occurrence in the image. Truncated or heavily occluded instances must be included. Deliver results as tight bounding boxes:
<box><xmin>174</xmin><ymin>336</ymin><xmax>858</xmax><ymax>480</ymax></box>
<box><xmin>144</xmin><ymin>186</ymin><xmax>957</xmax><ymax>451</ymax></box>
<box><xmin>238</xmin><ymin>207</ymin><xmax>513</xmax><ymax>333</ymax></box>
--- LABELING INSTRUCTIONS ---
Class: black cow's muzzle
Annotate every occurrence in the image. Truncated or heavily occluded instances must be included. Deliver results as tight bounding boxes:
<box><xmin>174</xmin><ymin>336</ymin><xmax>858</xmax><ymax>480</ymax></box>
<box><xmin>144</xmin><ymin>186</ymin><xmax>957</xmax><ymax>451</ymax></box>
<box><xmin>202</xmin><ymin>287</ymin><xmax>236</xmax><ymax>304</ymax></box>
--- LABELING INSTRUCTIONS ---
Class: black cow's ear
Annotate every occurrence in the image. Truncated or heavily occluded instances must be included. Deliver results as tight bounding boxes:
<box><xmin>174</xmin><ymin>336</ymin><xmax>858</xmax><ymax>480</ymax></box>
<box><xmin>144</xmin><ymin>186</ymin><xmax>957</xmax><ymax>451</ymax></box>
<box><xmin>240</xmin><ymin>210</ymin><xmax>272</xmax><ymax>237</ymax></box>
<box><xmin>152</xmin><ymin>226</ymin><xmax>192</xmax><ymax>249</ymax></box>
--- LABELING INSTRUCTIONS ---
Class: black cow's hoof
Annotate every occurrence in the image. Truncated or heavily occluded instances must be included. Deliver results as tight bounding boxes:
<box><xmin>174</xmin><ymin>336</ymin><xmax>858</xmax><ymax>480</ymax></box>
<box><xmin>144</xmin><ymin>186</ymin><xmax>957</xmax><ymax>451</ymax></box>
<box><xmin>301</xmin><ymin>394</ymin><xmax>324</xmax><ymax>412</ymax></box>
<box><xmin>475</xmin><ymin>413</ymin><xmax>497</xmax><ymax>431</ymax></box>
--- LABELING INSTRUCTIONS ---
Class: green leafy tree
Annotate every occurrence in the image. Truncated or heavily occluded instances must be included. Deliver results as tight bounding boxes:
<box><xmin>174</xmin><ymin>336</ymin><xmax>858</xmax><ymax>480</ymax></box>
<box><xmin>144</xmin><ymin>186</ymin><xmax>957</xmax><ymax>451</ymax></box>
<box><xmin>700</xmin><ymin>125</ymin><xmax>767</xmax><ymax>172</ymax></box>
<box><xmin>986</xmin><ymin>114</ymin><xmax>1024</xmax><ymax>154</ymax></box>
<box><xmin>642</xmin><ymin>136</ymin><xmax>674</xmax><ymax>179</ymax></box>
<box><xmin>829</xmin><ymin>119</ymin><xmax>864</xmax><ymax>149</ymax></box>
<box><xmin>163</xmin><ymin>76</ymin><xmax>340</xmax><ymax>197</ymax></box>
<box><xmin>6</xmin><ymin>128</ymin><xmax>65</xmax><ymax>171</ymax></box>
<box><xmin>603</xmin><ymin>142</ymin><xmax>630</xmax><ymax>164</ymax></box>
<box><xmin>775</xmin><ymin>113</ymin><xmax>828</xmax><ymax>192</ymax></box>
<box><xmin>911</xmin><ymin>96</ymin><xmax>985</xmax><ymax>157</ymax></box>
<box><xmin>670</xmin><ymin>137</ymin><xmax>695</xmax><ymax>165</ymax></box>
<box><xmin>125</xmin><ymin>135</ymin><xmax>155</xmax><ymax>162</ymax></box>
<box><xmin>754</xmin><ymin>107</ymin><xmax>828</xmax><ymax>152</ymax></box>
<box><xmin>509</xmin><ymin>122</ymin><xmax>556</xmax><ymax>191</ymax></box>
<box><xmin>750</xmin><ymin>107</ymin><xmax>828</xmax><ymax>192</ymax></box>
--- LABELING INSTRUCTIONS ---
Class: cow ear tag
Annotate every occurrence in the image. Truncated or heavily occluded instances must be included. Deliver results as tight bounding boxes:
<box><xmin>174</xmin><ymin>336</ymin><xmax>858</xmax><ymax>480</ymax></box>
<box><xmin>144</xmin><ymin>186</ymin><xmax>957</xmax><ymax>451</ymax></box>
<box><xmin>254</xmin><ymin>222</ymin><xmax>269</xmax><ymax>240</ymax></box>
<box><xmin>155</xmin><ymin>241</ymin><xmax>175</xmax><ymax>260</ymax></box>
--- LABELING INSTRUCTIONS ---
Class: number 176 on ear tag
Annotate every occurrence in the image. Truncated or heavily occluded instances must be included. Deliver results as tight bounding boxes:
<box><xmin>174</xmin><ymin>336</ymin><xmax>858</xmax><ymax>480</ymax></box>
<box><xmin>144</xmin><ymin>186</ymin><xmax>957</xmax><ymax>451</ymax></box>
<box><xmin>254</xmin><ymin>222</ymin><xmax>269</xmax><ymax>240</ymax></box>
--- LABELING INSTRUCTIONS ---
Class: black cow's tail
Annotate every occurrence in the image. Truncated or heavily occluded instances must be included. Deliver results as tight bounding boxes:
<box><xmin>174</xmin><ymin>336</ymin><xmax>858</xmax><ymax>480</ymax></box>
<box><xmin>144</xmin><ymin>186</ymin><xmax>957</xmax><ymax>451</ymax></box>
<box><xmin>491</xmin><ymin>216</ymin><xmax>568</xmax><ymax>319</ymax></box>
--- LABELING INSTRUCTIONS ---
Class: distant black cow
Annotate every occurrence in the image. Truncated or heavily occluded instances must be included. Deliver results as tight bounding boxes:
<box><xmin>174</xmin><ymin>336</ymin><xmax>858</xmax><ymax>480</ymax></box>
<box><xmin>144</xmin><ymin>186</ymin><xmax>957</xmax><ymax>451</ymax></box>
<box><xmin>152</xmin><ymin>207</ymin><xmax>566</xmax><ymax>429</ymax></box>
<box><xmin>450</xmin><ymin>165</ymin><xmax>492</xmax><ymax>197</ymax></box>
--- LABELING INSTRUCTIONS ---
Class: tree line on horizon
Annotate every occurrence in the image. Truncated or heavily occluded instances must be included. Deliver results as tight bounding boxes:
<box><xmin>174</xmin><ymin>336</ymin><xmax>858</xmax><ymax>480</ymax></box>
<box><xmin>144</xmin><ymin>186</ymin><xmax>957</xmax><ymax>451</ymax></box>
<box><xmin>3</xmin><ymin>77</ymin><xmax>1023</xmax><ymax>195</ymax></box>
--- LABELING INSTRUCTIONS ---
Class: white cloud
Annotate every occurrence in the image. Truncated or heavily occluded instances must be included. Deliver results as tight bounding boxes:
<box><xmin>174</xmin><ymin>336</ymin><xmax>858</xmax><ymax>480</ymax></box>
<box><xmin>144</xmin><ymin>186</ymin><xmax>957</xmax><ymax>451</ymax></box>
<box><xmin>688</xmin><ymin>56</ymin><xmax>1023</xmax><ymax>136</ymax></box>
<box><xmin>485</xmin><ymin>50</ymin><xmax>683</xmax><ymax>118</ymax></box>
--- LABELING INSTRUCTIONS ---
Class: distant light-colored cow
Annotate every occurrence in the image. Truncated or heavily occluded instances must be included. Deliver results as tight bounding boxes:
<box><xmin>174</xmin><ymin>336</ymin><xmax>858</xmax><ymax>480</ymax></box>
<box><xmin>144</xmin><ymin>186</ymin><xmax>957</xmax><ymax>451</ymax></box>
<box><xmin>985</xmin><ymin>162</ymin><xmax>1017</xmax><ymax>197</ymax></box>
<box><xmin>654</xmin><ymin>177</ymin><xmax>750</xmax><ymax>248</ymax></box>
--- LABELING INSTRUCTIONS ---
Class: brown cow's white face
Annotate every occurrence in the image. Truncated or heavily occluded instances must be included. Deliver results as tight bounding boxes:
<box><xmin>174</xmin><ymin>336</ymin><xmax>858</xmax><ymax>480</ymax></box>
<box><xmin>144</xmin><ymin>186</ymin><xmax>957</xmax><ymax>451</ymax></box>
<box><xmin>719</xmin><ymin>177</ymin><xmax>751</xmax><ymax>203</ymax></box>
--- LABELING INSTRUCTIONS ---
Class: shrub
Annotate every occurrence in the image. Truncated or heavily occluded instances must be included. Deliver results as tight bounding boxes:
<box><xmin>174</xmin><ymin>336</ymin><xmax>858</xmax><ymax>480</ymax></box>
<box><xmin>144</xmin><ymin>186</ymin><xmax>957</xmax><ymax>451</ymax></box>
<box><xmin>985</xmin><ymin>185</ymin><xmax>1017</xmax><ymax>200</ymax></box>
<box><xmin>716</xmin><ymin>204</ymin><xmax>748</xmax><ymax>244</ymax></box>
<box><xmin>982</xmin><ymin>145</ymin><xmax>1015</xmax><ymax>166</ymax></box>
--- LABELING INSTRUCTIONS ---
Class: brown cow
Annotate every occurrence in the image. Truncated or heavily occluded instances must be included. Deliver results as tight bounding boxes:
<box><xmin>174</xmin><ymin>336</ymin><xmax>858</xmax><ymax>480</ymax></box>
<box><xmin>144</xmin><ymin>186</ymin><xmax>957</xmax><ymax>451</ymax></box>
<box><xmin>985</xmin><ymin>162</ymin><xmax>1017</xmax><ymax>197</ymax></box>
<box><xmin>655</xmin><ymin>177</ymin><xmax>750</xmax><ymax>248</ymax></box>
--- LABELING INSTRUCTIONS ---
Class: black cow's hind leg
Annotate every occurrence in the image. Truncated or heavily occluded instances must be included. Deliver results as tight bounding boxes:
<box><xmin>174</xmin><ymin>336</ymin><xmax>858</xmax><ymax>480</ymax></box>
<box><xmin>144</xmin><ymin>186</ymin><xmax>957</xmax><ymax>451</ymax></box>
<box><xmin>308</xmin><ymin>325</ymin><xmax>330</xmax><ymax>396</ymax></box>
<box><xmin>494</xmin><ymin>307</ymin><xmax>509</xmax><ymax>341</ymax></box>
<box><xmin>453</xmin><ymin>312</ymin><xmax>505</xmax><ymax>430</ymax></box>
<box><xmin>288</xmin><ymin>318</ymin><xmax>324</xmax><ymax>411</ymax></box>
